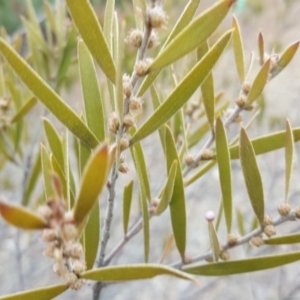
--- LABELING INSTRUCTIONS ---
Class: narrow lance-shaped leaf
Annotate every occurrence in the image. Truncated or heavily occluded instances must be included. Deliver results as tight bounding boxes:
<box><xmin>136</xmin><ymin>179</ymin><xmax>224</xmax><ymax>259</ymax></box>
<box><xmin>63</xmin><ymin>132</ymin><xmax>71</xmax><ymax>209</ymax></box>
<box><xmin>165</xmin><ymin>126</ymin><xmax>186</xmax><ymax>258</ymax></box>
<box><xmin>55</xmin><ymin>26</ymin><xmax>77</xmax><ymax>92</ymax></box>
<box><xmin>66</xmin><ymin>0</ymin><xmax>116</xmax><ymax>83</ymax></box>
<box><xmin>131</xmin><ymin>30</ymin><xmax>232</xmax><ymax>145</ymax></box>
<box><xmin>149</xmin><ymin>0</ymin><xmax>234</xmax><ymax>72</ymax></box>
<box><xmin>155</xmin><ymin>160</ymin><xmax>178</xmax><ymax>215</ymax></box>
<box><xmin>239</xmin><ymin>128</ymin><xmax>264</xmax><ymax>225</ymax></box>
<box><xmin>103</xmin><ymin>0</ymin><xmax>115</xmax><ymax>49</ymax></box>
<box><xmin>131</xmin><ymin>142</ymin><xmax>150</xmax><ymax>262</ymax></box>
<box><xmin>236</xmin><ymin>208</ymin><xmax>245</xmax><ymax>236</ymax></box>
<box><xmin>271</xmin><ymin>41</ymin><xmax>300</xmax><ymax>78</ymax></box>
<box><xmin>137</xmin><ymin>0</ymin><xmax>201</xmax><ymax>96</ymax></box>
<box><xmin>81</xmin><ymin>264</ymin><xmax>194</xmax><ymax>282</ymax></box>
<box><xmin>229</xmin><ymin>127</ymin><xmax>300</xmax><ymax>159</ymax></box>
<box><xmin>207</xmin><ymin>219</ymin><xmax>221</xmax><ymax>262</ymax></box>
<box><xmin>285</xmin><ymin>119</ymin><xmax>294</xmax><ymax>201</ymax></box>
<box><xmin>130</xmin><ymin>131</ymin><xmax>151</xmax><ymax>201</ymax></box>
<box><xmin>85</xmin><ymin>201</ymin><xmax>100</xmax><ymax>270</ymax></box>
<box><xmin>41</xmin><ymin>144</ymin><xmax>56</xmax><ymax>200</ymax></box>
<box><xmin>115</xmin><ymin>15</ymin><xmax>125</xmax><ymax>119</ymax></box>
<box><xmin>184</xmin><ymin>251</ymin><xmax>300</xmax><ymax>276</ymax></box>
<box><xmin>258</xmin><ymin>31</ymin><xmax>265</xmax><ymax>66</ymax></box>
<box><xmin>246</xmin><ymin>59</ymin><xmax>271</xmax><ymax>106</ymax></box>
<box><xmin>74</xmin><ymin>144</ymin><xmax>110</xmax><ymax>224</ymax></box>
<box><xmin>123</xmin><ymin>180</ymin><xmax>134</xmax><ymax>235</ymax></box>
<box><xmin>198</xmin><ymin>42</ymin><xmax>215</xmax><ymax>132</ymax></box>
<box><xmin>0</xmin><ymin>37</ymin><xmax>99</xmax><ymax>149</ymax></box>
<box><xmin>43</xmin><ymin>118</ymin><xmax>64</xmax><ymax>168</ymax></box>
<box><xmin>150</xmin><ymin>85</ymin><xmax>165</xmax><ymax>152</ymax></box>
<box><xmin>232</xmin><ymin>15</ymin><xmax>245</xmax><ymax>82</ymax></box>
<box><xmin>160</xmin><ymin>235</ymin><xmax>174</xmax><ymax>264</ymax></box>
<box><xmin>0</xmin><ymin>284</ymin><xmax>68</xmax><ymax>300</ymax></box>
<box><xmin>11</xmin><ymin>96</ymin><xmax>37</xmax><ymax>123</ymax></box>
<box><xmin>264</xmin><ymin>233</ymin><xmax>300</xmax><ymax>245</ymax></box>
<box><xmin>22</xmin><ymin>150</ymin><xmax>41</xmax><ymax>206</ymax></box>
<box><xmin>0</xmin><ymin>200</ymin><xmax>47</xmax><ymax>230</ymax></box>
<box><xmin>78</xmin><ymin>40</ymin><xmax>105</xmax><ymax>141</ymax></box>
<box><xmin>215</xmin><ymin>117</ymin><xmax>232</xmax><ymax>232</ymax></box>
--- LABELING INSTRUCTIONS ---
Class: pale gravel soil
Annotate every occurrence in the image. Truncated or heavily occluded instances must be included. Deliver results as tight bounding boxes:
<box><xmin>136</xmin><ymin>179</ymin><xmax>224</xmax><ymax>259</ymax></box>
<box><xmin>1</xmin><ymin>0</ymin><xmax>300</xmax><ymax>299</ymax></box>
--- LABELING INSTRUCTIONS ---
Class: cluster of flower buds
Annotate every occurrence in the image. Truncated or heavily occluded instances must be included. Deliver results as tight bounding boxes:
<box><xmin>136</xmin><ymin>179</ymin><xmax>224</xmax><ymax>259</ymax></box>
<box><xmin>235</xmin><ymin>81</ymin><xmax>254</xmax><ymax>111</ymax></box>
<box><xmin>38</xmin><ymin>199</ymin><xmax>86</xmax><ymax>290</ymax></box>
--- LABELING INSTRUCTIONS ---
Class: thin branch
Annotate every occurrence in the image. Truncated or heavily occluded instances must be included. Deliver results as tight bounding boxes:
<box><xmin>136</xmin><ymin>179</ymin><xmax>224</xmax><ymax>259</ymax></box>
<box><xmin>104</xmin><ymin>217</ymin><xmax>143</xmax><ymax>266</ymax></box>
<box><xmin>183</xmin><ymin>105</ymin><xmax>242</xmax><ymax>176</ymax></box>
<box><xmin>169</xmin><ymin>211</ymin><xmax>297</xmax><ymax>269</ymax></box>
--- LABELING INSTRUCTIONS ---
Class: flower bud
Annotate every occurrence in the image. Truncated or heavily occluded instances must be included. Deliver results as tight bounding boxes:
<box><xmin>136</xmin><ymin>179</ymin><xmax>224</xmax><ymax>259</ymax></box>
<box><xmin>227</xmin><ymin>233</ymin><xmax>239</xmax><ymax>246</ymax></box>
<box><xmin>242</xmin><ymin>81</ymin><xmax>251</xmax><ymax>95</ymax></box>
<box><xmin>70</xmin><ymin>278</ymin><xmax>85</xmax><ymax>290</ymax></box>
<box><xmin>72</xmin><ymin>259</ymin><xmax>87</xmax><ymax>275</ymax></box>
<box><xmin>129</xmin><ymin>97</ymin><xmax>142</xmax><ymax>115</ymax></box>
<box><xmin>235</xmin><ymin>94</ymin><xmax>247</xmax><ymax>108</ymax></box>
<box><xmin>37</xmin><ymin>205</ymin><xmax>53</xmax><ymax>221</ymax></box>
<box><xmin>108</xmin><ymin>112</ymin><xmax>120</xmax><ymax>134</ymax></box>
<box><xmin>184</xmin><ymin>154</ymin><xmax>194</xmax><ymax>166</ymax></box>
<box><xmin>148</xmin><ymin>31</ymin><xmax>160</xmax><ymax>48</ymax></box>
<box><xmin>263</xmin><ymin>215</ymin><xmax>272</xmax><ymax>226</ymax></box>
<box><xmin>125</xmin><ymin>29</ymin><xmax>143</xmax><ymax>48</ymax></box>
<box><xmin>63</xmin><ymin>271</ymin><xmax>78</xmax><ymax>287</ymax></box>
<box><xmin>63</xmin><ymin>242</ymin><xmax>83</xmax><ymax>259</ymax></box>
<box><xmin>277</xmin><ymin>202</ymin><xmax>291</xmax><ymax>216</ymax></box>
<box><xmin>205</xmin><ymin>210</ymin><xmax>215</xmax><ymax>222</ymax></box>
<box><xmin>61</xmin><ymin>223</ymin><xmax>78</xmax><ymax>242</ymax></box>
<box><xmin>249</xmin><ymin>235</ymin><xmax>264</xmax><ymax>247</ymax></box>
<box><xmin>123</xmin><ymin>74</ymin><xmax>133</xmax><ymax>97</ymax></box>
<box><xmin>220</xmin><ymin>250</ymin><xmax>230</xmax><ymax>261</ymax></box>
<box><xmin>123</xmin><ymin>114</ymin><xmax>135</xmax><ymax>131</ymax></box>
<box><xmin>118</xmin><ymin>162</ymin><xmax>129</xmax><ymax>173</ymax></box>
<box><xmin>120</xmin><ymin>137</ymin><xmax>130</xmax><ymax>151</ymax></box>
<box><xmin>134</xmin><ymin>58</ymin><xmax>153</xmax><ymax>76</ymax></box>
<box><xmin>264</xmin><ymin>225</ymin><xmax>276</xmax><ymax>238</ymax></box>
<box><xmin>201</xmin><ymin>149</ymin><xmax>214</xmax><ymax>160</ymax></box>
<box><xmin>42</xmin><ymin>229</ymin><xmax>57</xmax><ymax>242</ymax></box>
<box><xmin>148</xmin><ymin>5</ymin><xmax>168</xmax><ymax>29</ymax></box>
<box><xmin>43</xmin><ymin>242</ymin><xmax>58</xmax><ymax>257</ymax></box>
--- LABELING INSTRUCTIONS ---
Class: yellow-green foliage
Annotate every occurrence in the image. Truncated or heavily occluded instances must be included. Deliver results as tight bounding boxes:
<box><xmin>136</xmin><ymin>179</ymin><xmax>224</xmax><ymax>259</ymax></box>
<box><xmin>0</xmin><ymin>0</ymin><xmax>299</xmax><ymax>299</ymax></box>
